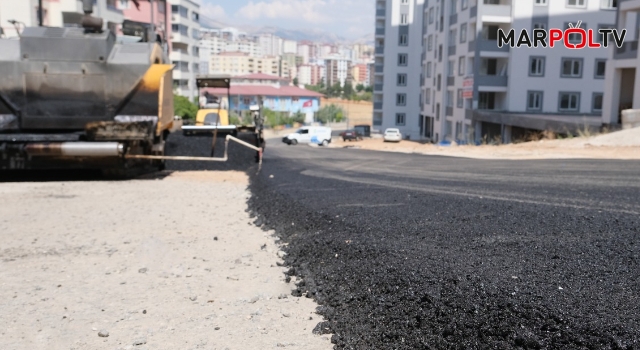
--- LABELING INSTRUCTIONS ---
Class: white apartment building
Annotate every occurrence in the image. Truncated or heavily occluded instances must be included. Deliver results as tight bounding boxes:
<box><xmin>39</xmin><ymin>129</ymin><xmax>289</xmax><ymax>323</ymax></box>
<box><xmin>374</xmin><ymin>0</ymin><xmax>425</xmax><ymax>139</ymax></box>
<box><xmin>378</xmin><ymin>0</ymin><xmax>616</xmax><ymax>142</ymax></box>
<box><xmin>603</xmin><ymin>0</ymin><xmax>640</xmax><ymax>127</ymax></box>
<box><xmin>283</xmin><ymin>39</ymin><xmax>297</xmax><ymax>54</ymax></box>
<box><xmin>209</xmin><ymin>52</ymin><xmax>289</xmax><ymax>78</ymax></box>
<box><xmin>0</xmin><ymin>0</ymin><xmax>123</xmax><ymax>37</ymax></box>
<box><xmin>259</xmin><ymin>33</ymin><xmax>283</xmax><ymax>57</ymax></box>
<box><xmin>169</xmin><ymin>0</ymin><xmax>200</xmax><ymax>99</ymax></box>
<box><xmin>325</xmin><ymin>57</ymin><xmax>354</xmax><ymax>87</ymax></box>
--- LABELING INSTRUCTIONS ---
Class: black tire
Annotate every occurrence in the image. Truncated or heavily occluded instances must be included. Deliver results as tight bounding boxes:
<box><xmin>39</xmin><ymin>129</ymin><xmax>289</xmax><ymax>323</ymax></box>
<box><xmin>291</xmin><ymin>139</ymin><xmax>298</xmax><ymax>145</ymax></box>
<box><xmin>321</xmin><ymin>140</ymin><xmax>329</xmax><ymax>146</ymax></box>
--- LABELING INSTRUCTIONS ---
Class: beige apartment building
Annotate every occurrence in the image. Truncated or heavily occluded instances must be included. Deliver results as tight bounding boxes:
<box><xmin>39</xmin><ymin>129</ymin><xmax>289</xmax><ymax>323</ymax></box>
<box><xmin>209</xmin><ymin>52</ymin><xmax>289</xmax><ymax>78</ymax></box>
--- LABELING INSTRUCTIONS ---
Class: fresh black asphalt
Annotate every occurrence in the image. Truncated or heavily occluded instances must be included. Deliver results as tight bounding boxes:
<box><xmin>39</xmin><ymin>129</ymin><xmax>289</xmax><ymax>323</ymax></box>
<box><xmin>247</xmin><ymin>140</ymin><xmax>640</xmax><ymax>349</ymax></box>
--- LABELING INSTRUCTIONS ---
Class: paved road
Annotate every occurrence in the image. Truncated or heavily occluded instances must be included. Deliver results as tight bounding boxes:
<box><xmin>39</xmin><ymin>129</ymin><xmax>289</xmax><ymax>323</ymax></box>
<box><xmin>250</xmin><ymin>140</ymin><xmax>640</xmax><ymax>349</ymax></box>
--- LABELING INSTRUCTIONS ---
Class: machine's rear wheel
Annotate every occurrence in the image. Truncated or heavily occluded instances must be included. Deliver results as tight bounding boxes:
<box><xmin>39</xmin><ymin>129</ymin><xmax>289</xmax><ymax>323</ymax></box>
<box><xmin>291</xmin><ymin>139</ymin><xmax>298</xmax><ymax>145</ymax></box>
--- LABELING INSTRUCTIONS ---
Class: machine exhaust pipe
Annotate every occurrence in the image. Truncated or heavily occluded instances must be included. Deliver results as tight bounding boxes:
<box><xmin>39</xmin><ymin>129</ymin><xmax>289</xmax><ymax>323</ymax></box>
<box><xmin>82</xmin><ymin>0</ymin><xmax>93</xmax><ymax>14</ymax></box>
<box><xmin>25</xmin><ymin>142</ymin><xmax>124</xmax><ymax>157</ymax></box>
<box><xmin>81</xmin><ymin>0</ymin><xmax>103</xmax><ymax>32</ymax></box>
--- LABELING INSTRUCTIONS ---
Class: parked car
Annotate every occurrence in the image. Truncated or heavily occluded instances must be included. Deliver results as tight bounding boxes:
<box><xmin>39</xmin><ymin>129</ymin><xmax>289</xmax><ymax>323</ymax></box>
<box><xmin>282</xmin><ymin>126</ymin><xmax>333</xmax><ymax>146</ymax></box>
<box><xmin>383</xmin><ymin>128</ymin><xmax>402</xmax><ymax>142</ymax></box>
<box><xmin>341</xmin><ymin>129</ymin><xmax>363</xmax><ymax>142</ymax></box>
<box><xmin>354</xmin><ymin>125</ymin><xmax>371</xmax><ymax>138</ymax></box>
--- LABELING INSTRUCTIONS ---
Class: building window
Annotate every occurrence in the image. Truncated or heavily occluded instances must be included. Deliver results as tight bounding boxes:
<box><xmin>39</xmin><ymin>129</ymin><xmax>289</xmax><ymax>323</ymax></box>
<box><xmin>400</xmin><ymin>14</ymin><xmax>408</xmax><ymax>24</ymax></box>
<box><xmin>192</xmin><ymin>28</ymin><xmax>200</xmax><ymax>39</ymax></box>
<box><xmin>446</xmin><ymin>91</ymin><xmax>454</xmax><ymax>107</ymax></box>
<box><xmin>192</xmin><ymin>12</ymin><xmax>199</xmax><ymax>22</ymax></box>
<box><xmin>593</xmin><ymin>92</ymin><xmax>604</xmax><ymax>112</ymax></box>
<box><xmin>469</xmin><ymin>23</ymin><xmax>476</xmax><ymax>42</ymax></box>
<box><xmin>458</xmin><ymin>56</ymin><xmax>465</xmax><ymax>76</ymax></box>
<box><xmin>396</xmin><ymin>113</ymin><xmax>406</xmax><ymax>126</ymax></box>
<box><xmin>457</xmin><ymin>89</ymin><xmax>464</xmax><ymax>108</ymax></box>
<box><xmin>461</xmin><ymin>0</ymin><xmax>468</xmax><ymax>10</ymax></box>
<box><xmin>451</xmin><ymin>0</ymin><xmax>458</xmax><ymax>14</ymax></box>
<box><xmin>533</xmin><ymin>22</ymin><xmax>546</xmax><ymax>30</ymax></box>
<box><xmin>598</xmin><ymin>24</ymin><xmax>615</xmax><ymax>44</ymax></box>
<box><xmin>426</xmin><ymin>62</ymin><xmax>432</xmax><ymax>77</ymax></box>
<box><xmin>564</xmin><ymin>22</ymin><xmax>587</xmax><ymax>44</ymax></box>
<box><xmin>595</xmin><ymin>59</ymin><xmax>606</xmax><ymax>79</ymax></box>
<box><xmin>559</xmin><ymin>92</ymin><xmax>580</xmax><ymax>112</ymax></box>
<box><xmin>398</xmin><ymin>54</ymin><xmax>408</xmax><ymax>66</ymax></box>
<box><xmin>399</xmin><ymin>33</ymin><xmax>408</xmax><ymax>46</ymax></box>
<box><xmin>561</xmin><ymin>58</ymin><xmax>582</xmax><ymax>78</ymax></box>
<box><xmin>427</xmin><ymin>35</ymin><xmax>433</xmax><ymax>51</ymax></box>
<box><xmin>425</xmin><ymin>88</ymin><xmax>431</xmax><ymax>104</ymax></box>
<box><xmin>566</xmin><ymin>0</ymin><xmax>586</xmax><ymax>7</ymax></box>
<box><xmin>460</xmin><ymin>23</ymin><xmax>467</xmax><ymax>43</ymax></box>
<box><xmin>529</xmin><ymin>56</ymin><xmax>545</xmax><ymax>76</ymax></box>
<box><xmin>527</xmin><ymin>91</ymin><xmax>543</xmax><ymax>111</ymax></box>
<box><xmin>449</xmin><ymin>29</ymin><xmax>457</xmax><ymax>46</ymax></box>
<box><xmin>429</xmin><ymin>8</ymin><xmax>434</xmax><ymax>24</ymax></box>
<box><xmin>397</xmin><ymin>73</ymin><xmax>407</xmax><ymax>86</ymax></box>
<box><xmin>601</xmin><ymin>0</ymin><xmax>617</xmax><ymax>9</ymax></box>
<box><xmin>192</xmin><ymin>46</ymin><xmax>199</xmax><ymax>56</ymax></box>
<box><xmin>437</xmin><ymin>74</ymin><xmax>441</xmax><ymax>91</ymax></box>
<box><xmin>448</xmin><ymin>60</ymin><xmax>455</xmax><ymax>77</ymax></box>
<box><xmin>535</xmin><ymin>0</ymin><xmax>548</xmax><ymax>5</ymax></box>
<box><xmin>396</xmin><ymin>93</ymin><xmax>406</xmax><ymax>106</ymax></box>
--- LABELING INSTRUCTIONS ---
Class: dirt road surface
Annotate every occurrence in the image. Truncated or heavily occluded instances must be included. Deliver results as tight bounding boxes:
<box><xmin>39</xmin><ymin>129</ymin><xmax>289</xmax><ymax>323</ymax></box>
<box><xmin>330</xmin><ymin>127</ymin><xmax>640</xmax><ymax>160</ymax></box>
<box><xmin>0</xmin><ymin>171</ymin><xmax>330</xmax><ymax>350</ymax></box>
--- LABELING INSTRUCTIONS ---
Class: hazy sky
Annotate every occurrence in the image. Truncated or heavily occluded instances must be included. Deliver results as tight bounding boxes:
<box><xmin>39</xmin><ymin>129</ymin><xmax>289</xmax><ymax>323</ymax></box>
<box><xmin>200</xmin><ymin>0</ymin><xmax>374</xmax><ymax>39</ymax></box>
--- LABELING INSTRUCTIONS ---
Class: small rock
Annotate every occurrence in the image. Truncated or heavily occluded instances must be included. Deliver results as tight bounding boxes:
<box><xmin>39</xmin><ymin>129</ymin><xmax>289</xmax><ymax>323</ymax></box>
<box><xmin>133</xmin><ymin>338</ymin><xmax>147</xmax><ymax>346</ymax></box>
<box><xmin>98</xmin><ymin>330</ymin><xmax>109</xmax><ymax>337</ymax></box>
<box><xmin>227</xmin><ymin>276</ymin><xmax>239</xmax><ymax>281</ymax></box>
<box><xmin>138</xmin><ymin>268</ymin><xmax>147</xmax><ymax>274</ymax></box>
<box><xmin>186</xmin><ymin>273</ymin><xmax>192</xmax><ymax>278</ymax></box>
<box><xmin>250</xmin><ymin>296</ymin><xmax>259</xmax><ymax>304</ymax></box>
<box><xmin>282</xmin><ymin>312</ymin><xmax>291</xmax><ymax>318</ymax></box>
<box><xmin>278</xmin><ymin>294</ymin><xmax>288</xmax><ymax>299</ymax></box>
<box><xmin>214</xmin><ymin>327</ymin><xmax>220</xmax><ymax>330</ymax></box>
<box><xmin>260</xmin><ymin>244</ymin><xmax>267</xmax><ymax>250</ymax></box>
<box><xmin>142</xmin><ymin>310</ymin><xmax>147</xmax><ymax>314</ymax></box>
<box><xmin>190</xmin><ymin>296</ymin><xmax>198</xmax><ymax>301</ymax></box>
<box><xmin>277</xmin><ymin>342</ymin><xmax>287</xmax><ymax>347</ymax></box>
<box><xmin>213</xmin><ymin>237</ymin><xmax>218</xmax><ymax>241</ymax></box>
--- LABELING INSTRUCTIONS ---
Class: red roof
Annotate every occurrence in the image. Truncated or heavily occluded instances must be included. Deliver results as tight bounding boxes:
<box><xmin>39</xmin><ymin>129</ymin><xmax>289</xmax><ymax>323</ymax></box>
<box><xmin>234</xmin><ymin>73</ymin><xmax>284</xmax><ymax>81</ymax></box>
<box><xmin>204</xmin><ymin>85</ymin><xmax>324</xmax><ymax>98</ymax></box>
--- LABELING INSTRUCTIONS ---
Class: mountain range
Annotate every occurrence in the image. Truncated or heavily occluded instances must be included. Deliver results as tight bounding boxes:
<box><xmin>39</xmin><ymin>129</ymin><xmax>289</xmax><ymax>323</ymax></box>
<box><xmin>200</xmin><ymin>16</ymin><xmax>373</xmax><ymax>45</ymax></box>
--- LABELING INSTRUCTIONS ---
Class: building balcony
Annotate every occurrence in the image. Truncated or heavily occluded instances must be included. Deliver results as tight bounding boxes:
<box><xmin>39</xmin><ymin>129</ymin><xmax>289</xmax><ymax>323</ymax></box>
<box><xmin>614</xmin><ymin>41</ymin><xmax>638</xmax><ymax>60</ymax></box>
<box><xmin>374</xmin><ymin>102</ymin><xmax>383</xmax><ymax>110</ymax></box>
<box><xmin>479</xmin><ymin>3</ymin><xmax>512</xmax><ymax>19</ymax></box>
<box><xmin>374</xmin><ymin>83</ymin><xmax>383</xmax><ymax>91</ymax></box>
<box><xmin>476</xmin><ymin>75</ymin><xmax>508</xmax><ymax>87</ymax></box>
<box><xmin>475</xmin><ymin>39</ymin><xmax>510</xmax><ymax>53</ymax></box>
<box><xmin>375</xmin><ymin>46</ymin><xmax>384</xmax><ymax>55</ymax></box>
<box><xmin>375</xmin><ymin>65</ymin><xmax>384</xmax><ymax>73</ymax></box>
<box><xmin>376</xmin><ymin>27</ymin><xmax>385</xmax><ymax>36</ymax></box>
<box><xmin>170</xmin><ymin>51</ymin><xmax>190</xmax><ymax>61</ymax></box>
<box><xmin>376</xmin><ymin>8</ymin><xmax>386</xmax><ymax>17</ymax></box>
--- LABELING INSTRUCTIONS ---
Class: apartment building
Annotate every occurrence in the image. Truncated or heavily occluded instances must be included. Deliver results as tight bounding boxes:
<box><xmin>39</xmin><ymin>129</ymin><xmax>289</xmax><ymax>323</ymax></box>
<box><xmin>325</xmin><ymin>58</ymin><xmax>354</xmax><ymax>87</ymax></box>
<box><xmin>169</xmin><ymin>0</ymin><xmax>200</xmax><ymax>99</ymax></box>
<box><xmin>259</xmin><ymin>33</ymin><xmax>283</xmax><ymax>57</ymax></box>
<box><xmin>603</xmin><ymin>0</ymin><xmax>640</xmax><ymax>127</ymax></box>
<box><xmin>374</xmin><ymin>0</ymin><xmax>425</xmax><ymax>138</ymax></box>
<box><xmin>298</xmin><ymin>64</ymin><xmax>323</xmax><ymax>85</ymax></box>
<box><xmin>352</xmin><ymin>63</ymin><xmax>372</xmax><ymax>86</ymax></box>
<box><xmin>378</xmin><ymin>0</ymin><xmax>617</xmax><ymax>142</ymax></box>
<box><xmin>0</xmin><ymin>0</ymin><xmax>124</xmax><ymax>36</ymax></box>
<box><xmin>209</xmin><ymin>52</ymin><xmax>289</xmax><ymax>78</ymax></box>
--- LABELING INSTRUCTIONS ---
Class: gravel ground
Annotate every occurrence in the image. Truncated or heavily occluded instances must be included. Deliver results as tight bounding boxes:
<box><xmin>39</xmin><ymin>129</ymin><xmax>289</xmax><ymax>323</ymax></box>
<box><xmin>248</xmin><ymin>142</ymin><xmax>640</xmax><ymax>349</ymax></box>
<box><xmin>0</xmin><ymin>145</ymin><xmax>330</xmax><ymax>349</ymax></box>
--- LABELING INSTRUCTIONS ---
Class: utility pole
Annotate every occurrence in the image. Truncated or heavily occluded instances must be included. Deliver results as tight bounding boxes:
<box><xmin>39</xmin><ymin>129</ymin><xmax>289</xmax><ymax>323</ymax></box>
<box><xmin>38</xmin><ymin>0</ymin><xmax>43</xmax><ymax>26</ymax></box>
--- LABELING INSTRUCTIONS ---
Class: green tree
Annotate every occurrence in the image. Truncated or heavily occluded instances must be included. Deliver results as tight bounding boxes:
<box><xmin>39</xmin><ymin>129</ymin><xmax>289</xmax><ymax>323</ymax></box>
<box><xmin>355</xmin><ymin>83</ymin><xmax>365</xmax><ymax>93</ymax></box>
<box><xmin>317</xmin><ymin>104</ymin><xmax>345</xmax><ymax>124</ymax></box>
<box><xmin>292</xmin><ymin>111</ymin><xmax>306</xmax><ymax>124</ymax></box>
<box><xmin>343</xmin><ymin>82</ymin><xmax>354</xmax><ymax>99</ymax></box>
<box><xmin>364</xmin><ymin>86</ymin><xmax>373</xmax><ymax>93</ymax></box>
<box><xmin>174</xmin><ymin>94</ymin><xmax>198</xmax><ymax>120</ymax></box>
<box><xmin>293</xmin><ymin>77</ymin><xmax>299</xmax><ymax>86</ymax></box>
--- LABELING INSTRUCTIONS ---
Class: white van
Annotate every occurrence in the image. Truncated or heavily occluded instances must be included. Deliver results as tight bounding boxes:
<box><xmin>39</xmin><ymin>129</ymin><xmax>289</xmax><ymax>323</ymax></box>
<box><xmin>282</xmin><ymin>126</ymin><xmax>332</xmax><ymax>146</ymax></box>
